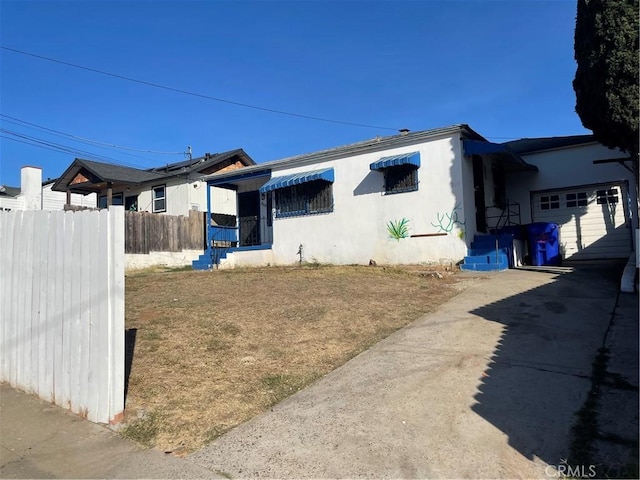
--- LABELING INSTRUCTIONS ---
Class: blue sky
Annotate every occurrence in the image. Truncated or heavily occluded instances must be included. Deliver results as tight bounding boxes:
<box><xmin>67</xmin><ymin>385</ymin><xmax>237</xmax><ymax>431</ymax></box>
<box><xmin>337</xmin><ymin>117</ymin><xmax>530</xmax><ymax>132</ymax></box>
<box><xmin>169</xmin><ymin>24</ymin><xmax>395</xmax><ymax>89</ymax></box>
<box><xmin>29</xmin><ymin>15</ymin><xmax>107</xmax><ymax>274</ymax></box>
<box><xmin>1</xmin><ymin>0</ymin><xmax>587</xmax><ymax>187</ymax></box>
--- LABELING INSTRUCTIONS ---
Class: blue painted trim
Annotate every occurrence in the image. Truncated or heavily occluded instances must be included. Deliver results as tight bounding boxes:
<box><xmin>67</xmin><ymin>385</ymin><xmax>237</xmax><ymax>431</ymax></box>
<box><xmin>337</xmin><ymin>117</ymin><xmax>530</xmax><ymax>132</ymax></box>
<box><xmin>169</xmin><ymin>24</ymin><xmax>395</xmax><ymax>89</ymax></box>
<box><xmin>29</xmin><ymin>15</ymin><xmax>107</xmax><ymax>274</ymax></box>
<box><xmin>370</xmin><ymin>152</ymin><xmax>420</xmax><ymax>170</ymax></box>
<box><xmin>259</xmin><ymin>168</ymin><xmax>334</xmax><ymax>193</ymax></box>
<box><xmin>205</xmin><ymin>182</ymin><xmax>212</xmax><ymax>260</ymax></box>
<box><xmin>207</xmin><ymin>169</ymin><xmax>271</xmax><ymax>187</ymax></box>
<box><xmin>233</xmin><ymin>243</ymin><xmax>273</xmax><ymax>252</ymax></box>
<box><xmin>462</xmin><ymin>140</ymin><xmax>538</xmax><ymax>172</ymax></box>
<box><xmin>275</xmin><ymin>208</ymin><xmax>333</xmax><ymax>219</ymax></box>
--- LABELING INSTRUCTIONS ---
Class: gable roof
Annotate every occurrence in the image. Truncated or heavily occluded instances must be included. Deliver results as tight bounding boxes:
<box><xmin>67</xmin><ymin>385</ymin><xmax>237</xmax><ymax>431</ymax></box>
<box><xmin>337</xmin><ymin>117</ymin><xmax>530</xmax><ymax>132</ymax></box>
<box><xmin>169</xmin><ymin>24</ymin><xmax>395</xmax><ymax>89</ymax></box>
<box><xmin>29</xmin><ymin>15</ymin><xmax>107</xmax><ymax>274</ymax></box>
<box><xmin>145</xmin><ymin>148</ymin><xmax>255</xmax><ymax>175</ymax></box>
<box><xmin>52</xmin><ymin>149</ymin><xmax>255</xmax><ymax>193</ymax></box>
<box><xmin>502</xmin><ymin>135</ymin><xmax>595</xmax><ymax>155</ymax></box>
<box><xmin>203</xmin><ymin>124</ymin><xmax>486</xmax><ymax>183</ymax></box>
<box><xmin>0</xmin><ymin>185</ymin><xmax>21</xmax><ymax>197</ymax></box>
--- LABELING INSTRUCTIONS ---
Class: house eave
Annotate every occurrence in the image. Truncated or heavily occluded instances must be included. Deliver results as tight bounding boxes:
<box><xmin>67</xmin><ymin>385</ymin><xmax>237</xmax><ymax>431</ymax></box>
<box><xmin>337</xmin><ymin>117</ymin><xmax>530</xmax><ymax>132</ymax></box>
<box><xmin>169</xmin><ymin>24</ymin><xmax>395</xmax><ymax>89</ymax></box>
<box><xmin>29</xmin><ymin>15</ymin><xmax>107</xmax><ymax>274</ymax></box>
<box><xmin>203</xmin><ymin>124</ymin><xmax>480</xmax><ymax>184</ymax></box>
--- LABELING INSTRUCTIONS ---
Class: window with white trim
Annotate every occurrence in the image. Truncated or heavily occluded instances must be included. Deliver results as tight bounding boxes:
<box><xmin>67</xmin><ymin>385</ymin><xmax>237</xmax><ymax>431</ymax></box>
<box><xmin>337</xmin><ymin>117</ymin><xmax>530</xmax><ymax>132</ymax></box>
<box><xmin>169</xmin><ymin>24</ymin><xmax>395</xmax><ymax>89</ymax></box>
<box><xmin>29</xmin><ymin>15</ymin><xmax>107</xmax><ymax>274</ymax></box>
<box><xmin>596</xmin><ymin>189</ymin><xmax>618</xmax><ymax>205</ymax></box>
<box><xmin>152</xmin><ymin>185</ymin><xmax>166</xmax><ymax>213</ymax></box>
<box><xmin>566</xmin><ymin>192</ymin><xmax>588</xmax><ymax>208</ymax></box>
<box><xmin>540</xmin><ymin>194</ymin><xmax>560</xmax><ymax>210</ymax></box>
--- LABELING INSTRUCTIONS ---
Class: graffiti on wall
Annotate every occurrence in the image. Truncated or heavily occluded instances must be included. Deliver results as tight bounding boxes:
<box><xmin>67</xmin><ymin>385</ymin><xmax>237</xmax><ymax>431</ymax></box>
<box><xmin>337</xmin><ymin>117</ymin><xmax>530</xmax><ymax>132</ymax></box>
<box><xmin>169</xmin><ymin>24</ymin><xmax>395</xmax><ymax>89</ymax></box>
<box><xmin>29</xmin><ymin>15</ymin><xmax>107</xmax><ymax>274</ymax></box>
<box><xmin>387</xmin><ymin>218</ymin><xmax>410</xmax><ymax>241</ymax></box>
<box><xmin>432</xmin><ymin>203</ymin><xmax>465</xmax><ymax>237</ymax></box>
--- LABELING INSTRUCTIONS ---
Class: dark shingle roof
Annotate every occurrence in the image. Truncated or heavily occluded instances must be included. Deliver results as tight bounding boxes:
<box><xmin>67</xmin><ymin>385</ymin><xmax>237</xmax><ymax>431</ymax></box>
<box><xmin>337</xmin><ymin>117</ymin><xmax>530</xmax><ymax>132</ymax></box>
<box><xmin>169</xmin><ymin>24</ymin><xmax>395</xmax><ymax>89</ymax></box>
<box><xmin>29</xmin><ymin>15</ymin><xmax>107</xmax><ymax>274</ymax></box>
<box><xmin>502</xmin><ymin>135</ymin><xmax>595</xmax><ymax>155</ymax></box>
<box><xmin>146</xmin><ymin>149</ymin><xmax>255</xmax><ymax>174</ymax></box>
<box><xmin>0</xmin><ymin>185</ymin><xmax>21</xmax><ymax>197</ymax></box>
<box><xmin>52</xmin><ymin>148</ymin><xmax>255</xmax><ymax>193</ymax></box>
<box><xmin>78</xmin><ymin>159</ymin><xmax>166</xmax><ymax>183</ymax></box>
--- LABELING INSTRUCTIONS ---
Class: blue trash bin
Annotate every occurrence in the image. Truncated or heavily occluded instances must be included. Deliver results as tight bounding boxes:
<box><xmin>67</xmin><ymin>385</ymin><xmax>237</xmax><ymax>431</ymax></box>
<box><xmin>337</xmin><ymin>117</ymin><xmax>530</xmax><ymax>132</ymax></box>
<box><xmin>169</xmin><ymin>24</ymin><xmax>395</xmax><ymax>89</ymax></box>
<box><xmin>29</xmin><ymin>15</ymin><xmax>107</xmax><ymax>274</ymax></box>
<box><xmin>526</xmin><ymin>223</ymin><xmax>561</xmax><ymax>266</ymax></box>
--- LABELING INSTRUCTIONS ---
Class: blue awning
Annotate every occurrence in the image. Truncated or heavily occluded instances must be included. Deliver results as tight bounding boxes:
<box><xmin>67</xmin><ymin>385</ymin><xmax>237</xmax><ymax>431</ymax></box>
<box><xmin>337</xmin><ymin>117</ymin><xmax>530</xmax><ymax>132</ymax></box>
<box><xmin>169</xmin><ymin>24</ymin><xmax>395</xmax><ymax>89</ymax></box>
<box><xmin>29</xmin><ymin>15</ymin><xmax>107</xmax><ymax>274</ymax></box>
<box><xmin>462</xmin><ymin>140</ymin><xmax>538</xmax><ymax>172</ymax></box>
<box><xmin>370</xmin><ymin>152</ymin><xmax>420</xmax><ymax>170</ymax></box>
<box><xmin>259</xmin><ymin>168</ymin><xmax>334</xmax><ymax>193</ymax></box>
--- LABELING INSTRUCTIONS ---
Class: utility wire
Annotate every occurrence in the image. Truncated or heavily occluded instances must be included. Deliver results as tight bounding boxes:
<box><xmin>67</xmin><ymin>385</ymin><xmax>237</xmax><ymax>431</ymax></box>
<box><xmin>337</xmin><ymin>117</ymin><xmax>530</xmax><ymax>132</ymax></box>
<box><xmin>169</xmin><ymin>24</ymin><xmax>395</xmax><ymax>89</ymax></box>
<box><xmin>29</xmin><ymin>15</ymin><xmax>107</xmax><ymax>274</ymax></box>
<box><xmin>1</xmin><ymin>129</ymin><xmax>142</xmax><ymax>168</ymax></box>
<box><xmin>0</xmin><ymin>114</ymin><xmax>184</xmax><ymax>155</ymax></box>
<box><xmin>1</xmin><ymin>46</ymin><xmax>400</xmax><ymax>131</ymax></box>
<box><xmin>1</xmin><ymin>115</ymin><xmax>179</xmax><ymax>165</ymax></box>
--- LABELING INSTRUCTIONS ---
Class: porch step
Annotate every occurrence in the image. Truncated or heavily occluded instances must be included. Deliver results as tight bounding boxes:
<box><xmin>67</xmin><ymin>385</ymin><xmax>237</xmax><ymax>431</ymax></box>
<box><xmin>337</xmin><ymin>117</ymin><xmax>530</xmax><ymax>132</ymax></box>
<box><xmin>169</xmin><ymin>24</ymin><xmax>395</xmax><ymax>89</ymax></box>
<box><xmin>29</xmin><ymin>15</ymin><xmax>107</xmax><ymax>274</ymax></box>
<box><xmin>461</xmin><ymin>232</ymin><xmax>514</xmax><ymax>272</ymax></box>
<box><xmin>470</xmin><ymin>233</ymin><xmax>515</xmax><ymax>249</ymax></box>
<box><xmin>192</xmin><ymin>247</ymin><xmax>237</xmax><ymax>270</ymax></box>
<box><xmin>467</xmin><ymin>247</ymin><xmax>510</xmax><ymax>257</ymax></box>
<box><xmin>460</xmin><ymin>253</ymin><xmax>509</xmax><ymax>271</ymax></box>
<box><xmin>192</xmin><ymin>253</ymin><xmax>213</xmax><ymax>271</ymax></box>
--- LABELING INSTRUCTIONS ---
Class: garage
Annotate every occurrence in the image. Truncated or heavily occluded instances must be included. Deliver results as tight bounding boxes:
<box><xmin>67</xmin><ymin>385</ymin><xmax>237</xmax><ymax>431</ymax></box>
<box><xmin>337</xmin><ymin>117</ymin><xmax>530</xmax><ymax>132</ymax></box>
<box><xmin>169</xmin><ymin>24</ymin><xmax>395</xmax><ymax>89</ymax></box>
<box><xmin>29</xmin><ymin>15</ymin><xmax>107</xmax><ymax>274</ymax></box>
<box><xmin>532</xmin><ymin>183</ymin><xmax>632</xmax><ymax>260</ymax></box>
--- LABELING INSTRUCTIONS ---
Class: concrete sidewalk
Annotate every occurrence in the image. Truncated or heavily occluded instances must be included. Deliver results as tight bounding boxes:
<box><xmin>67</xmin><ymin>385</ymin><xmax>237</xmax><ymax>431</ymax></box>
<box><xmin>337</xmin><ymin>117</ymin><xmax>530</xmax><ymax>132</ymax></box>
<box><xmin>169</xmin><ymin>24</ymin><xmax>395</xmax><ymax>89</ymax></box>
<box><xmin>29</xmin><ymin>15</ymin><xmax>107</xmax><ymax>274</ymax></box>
<box><xmin>0</xmin><ymin>385</ymin><xmax>223</xmax><ymax>479</ymax></box>
<box><xmin>1</xmin><ymin>263</ymin><xmax>636</xmax><ymax>479</ymax></box>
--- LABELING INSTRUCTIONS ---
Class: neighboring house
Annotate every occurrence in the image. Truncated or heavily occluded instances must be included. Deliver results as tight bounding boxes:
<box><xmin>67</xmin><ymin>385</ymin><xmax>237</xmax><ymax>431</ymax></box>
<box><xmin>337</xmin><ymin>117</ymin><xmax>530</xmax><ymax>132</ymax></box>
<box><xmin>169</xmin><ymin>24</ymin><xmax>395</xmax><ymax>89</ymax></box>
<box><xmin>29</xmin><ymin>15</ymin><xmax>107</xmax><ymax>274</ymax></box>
<box><xmin>0</xmin><ymin>166</ymin><xmax>96</xmax><ymax>211</ymax></box>
<box><xmin>51</xmin><ymin>149</ymin><xmax>256</xmax><ymax>216</ymax></box>
<box><xmin>192</xmin><ymin>126</ymin><xmax>637</xmax><ymax>270</ymax></box>
<box><xmin>504</xmin><ymin>135</ymin><xmax>636</xmax><ymax>260</ymax></box>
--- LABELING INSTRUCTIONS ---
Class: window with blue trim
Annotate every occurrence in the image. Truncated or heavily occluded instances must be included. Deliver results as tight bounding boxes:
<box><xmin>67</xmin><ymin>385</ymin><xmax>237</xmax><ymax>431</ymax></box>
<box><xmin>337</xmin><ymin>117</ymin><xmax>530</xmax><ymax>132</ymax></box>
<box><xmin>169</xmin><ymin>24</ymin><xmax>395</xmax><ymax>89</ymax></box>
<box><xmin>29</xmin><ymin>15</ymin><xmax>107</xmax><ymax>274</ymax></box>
<box><xmin>384</xmin><ymin>165</ymin><xmax>418</xmax><ymax>194</ymax></box>
<box><xmin>275</xmin><ymin>180</ymin><xmax>333</xmax><ymax>217</ymax></box>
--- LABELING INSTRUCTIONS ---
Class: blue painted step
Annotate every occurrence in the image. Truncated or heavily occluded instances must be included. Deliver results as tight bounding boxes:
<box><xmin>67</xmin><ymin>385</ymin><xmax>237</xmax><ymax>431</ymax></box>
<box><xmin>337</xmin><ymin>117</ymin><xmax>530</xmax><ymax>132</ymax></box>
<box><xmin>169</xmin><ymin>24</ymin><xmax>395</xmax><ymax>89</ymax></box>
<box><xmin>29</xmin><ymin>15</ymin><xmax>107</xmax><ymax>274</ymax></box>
<box><xmin>468</xmin><ymin>247</ymin><xmax>510</xmax><ymax>257</ymax></box>
<box><xmin>461</xmin><ymin>232</ymin><xmax>514</xmax><ymax>271</ymax></box>
<box><xmin>192</xmin><ymin>253</ymin><xmax>213</xmax><ymax>270</ymax></box>
<box><xmin>461</xmin><ymin>253</ymin><xmax>509</xmax><ymax>271</ymax></box>
<box><xmin>471</xmin><ymin>234</ymin><xmax>515</xmax><ymax>249</ymax></box>
<box><xmin>460</xmin><ymin>261</ymin><xmax>509</xmax><ymax>272</ymax></box>
<box><xmin>192</xmin><ymin>246</ymin><xmax>237</xmax><ymax>270</ymax></box>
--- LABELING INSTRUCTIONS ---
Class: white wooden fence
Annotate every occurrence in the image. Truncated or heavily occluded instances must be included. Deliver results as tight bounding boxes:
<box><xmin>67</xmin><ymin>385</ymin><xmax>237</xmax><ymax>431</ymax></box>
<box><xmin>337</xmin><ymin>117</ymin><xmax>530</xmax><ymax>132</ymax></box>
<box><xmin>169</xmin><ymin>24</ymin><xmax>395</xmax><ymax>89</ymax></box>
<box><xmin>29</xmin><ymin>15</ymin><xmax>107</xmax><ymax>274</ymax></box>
<box><xmin>0</xmin><ymin>207</ymin><xmax>125</xmax><ymax>424</ymax></box>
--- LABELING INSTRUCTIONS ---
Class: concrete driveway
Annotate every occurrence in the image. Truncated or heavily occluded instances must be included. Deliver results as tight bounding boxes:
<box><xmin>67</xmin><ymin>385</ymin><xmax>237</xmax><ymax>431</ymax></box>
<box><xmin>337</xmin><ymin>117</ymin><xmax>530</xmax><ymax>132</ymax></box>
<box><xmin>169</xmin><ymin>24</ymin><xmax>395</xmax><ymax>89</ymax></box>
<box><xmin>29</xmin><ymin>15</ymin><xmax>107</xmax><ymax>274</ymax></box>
<box><xmin>191</xmin><ymin>264</ymin><xmax>623</xmax><ymax>478</ymax></box>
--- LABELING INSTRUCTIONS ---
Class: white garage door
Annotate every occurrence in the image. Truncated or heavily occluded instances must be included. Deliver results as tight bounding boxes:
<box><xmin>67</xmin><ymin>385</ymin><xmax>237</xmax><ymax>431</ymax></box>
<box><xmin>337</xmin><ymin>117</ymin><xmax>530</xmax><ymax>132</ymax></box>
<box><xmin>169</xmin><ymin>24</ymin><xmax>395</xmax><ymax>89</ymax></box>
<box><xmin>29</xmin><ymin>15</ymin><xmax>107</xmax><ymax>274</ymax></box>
<box><xmin>532</xmin><ymin>184</ymin><xmax>632</xmax><ymax>260</ymax></box>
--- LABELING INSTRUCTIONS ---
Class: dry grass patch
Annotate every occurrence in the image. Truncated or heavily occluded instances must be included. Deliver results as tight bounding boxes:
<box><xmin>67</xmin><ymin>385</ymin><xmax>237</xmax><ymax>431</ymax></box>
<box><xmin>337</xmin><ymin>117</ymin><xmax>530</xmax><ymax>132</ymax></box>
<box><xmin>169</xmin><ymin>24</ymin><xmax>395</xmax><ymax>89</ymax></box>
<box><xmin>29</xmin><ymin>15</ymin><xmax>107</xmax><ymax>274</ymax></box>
<box><xmin>123</xmin><ymin>264</ymin><xmax>465</xmax><ymax>453</ymax></box>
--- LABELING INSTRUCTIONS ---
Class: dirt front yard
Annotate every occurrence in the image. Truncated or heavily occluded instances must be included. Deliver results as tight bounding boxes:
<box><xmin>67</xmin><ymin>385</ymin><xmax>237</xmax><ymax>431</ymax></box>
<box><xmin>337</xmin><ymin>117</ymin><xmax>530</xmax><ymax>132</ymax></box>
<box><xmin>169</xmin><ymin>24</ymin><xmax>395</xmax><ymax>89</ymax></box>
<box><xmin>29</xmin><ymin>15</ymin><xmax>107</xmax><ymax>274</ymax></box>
<box><xmin>123</xmin><ymin>265</ymin><xmax>466</xmax><ymax>454</ymax></box>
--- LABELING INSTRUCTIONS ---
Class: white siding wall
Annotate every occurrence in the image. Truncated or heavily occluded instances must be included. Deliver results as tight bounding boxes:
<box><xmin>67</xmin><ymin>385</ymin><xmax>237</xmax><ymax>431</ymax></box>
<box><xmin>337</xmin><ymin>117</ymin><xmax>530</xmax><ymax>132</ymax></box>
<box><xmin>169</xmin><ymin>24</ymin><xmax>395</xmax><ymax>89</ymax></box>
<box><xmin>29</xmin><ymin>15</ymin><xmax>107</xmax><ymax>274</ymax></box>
<box><xmin>0</xmin><ymin>207</ymin><xmax>125</xmax><ymax>424</ymax></box>
<box><xmin>42</xmin><ymin>184</ymin><xmax>97</xmax><ymax>210</ymax></box>
<box><xmin>0</xmin><ymin>186</ymin><xmax>96</xmax><ymax>211</ymax></box>
<box><xmin>231</xmin><ymin>134</ymin><xmax>468</xmax><ymax>266</ymax></box>
<box><xmin>0</xmin><ymin>195</ymin><xmax>24</xmax><ymax>211</ymax></box>
<box><xmin>120</xmin><ymin>178</ymin><xmax>209</xmax><ymax>216</ymax></box>
<box><xmin>506</xmin><ymin>143</ymin><xmax>636</xmax><ymax>229</ymax></box>
<box><xmin>210</xmin><ymin>185</ymin><xmax>237</xmax><ymax>216</ymax></box>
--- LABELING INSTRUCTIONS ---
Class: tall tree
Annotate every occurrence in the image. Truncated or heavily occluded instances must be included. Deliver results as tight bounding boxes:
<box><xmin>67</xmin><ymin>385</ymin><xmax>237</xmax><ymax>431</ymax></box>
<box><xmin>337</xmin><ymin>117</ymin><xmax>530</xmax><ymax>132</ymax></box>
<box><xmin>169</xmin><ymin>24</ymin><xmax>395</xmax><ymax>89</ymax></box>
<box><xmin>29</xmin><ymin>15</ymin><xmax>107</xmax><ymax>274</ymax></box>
<box><xmin>573</xmin><ymin>0</ymin><xmax>639</xmax><ymax>177</ymax></box>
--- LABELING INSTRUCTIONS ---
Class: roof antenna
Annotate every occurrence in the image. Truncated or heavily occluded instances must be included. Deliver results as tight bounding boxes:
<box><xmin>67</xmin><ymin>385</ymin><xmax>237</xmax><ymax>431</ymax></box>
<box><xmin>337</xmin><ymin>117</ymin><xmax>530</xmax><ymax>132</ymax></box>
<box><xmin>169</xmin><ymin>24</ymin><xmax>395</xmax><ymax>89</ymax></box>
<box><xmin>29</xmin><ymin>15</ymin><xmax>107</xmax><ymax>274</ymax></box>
<box><xmin>184</xmin><ymin>146</ymin><xmax>192</xmax><ymax>161</ymax></box>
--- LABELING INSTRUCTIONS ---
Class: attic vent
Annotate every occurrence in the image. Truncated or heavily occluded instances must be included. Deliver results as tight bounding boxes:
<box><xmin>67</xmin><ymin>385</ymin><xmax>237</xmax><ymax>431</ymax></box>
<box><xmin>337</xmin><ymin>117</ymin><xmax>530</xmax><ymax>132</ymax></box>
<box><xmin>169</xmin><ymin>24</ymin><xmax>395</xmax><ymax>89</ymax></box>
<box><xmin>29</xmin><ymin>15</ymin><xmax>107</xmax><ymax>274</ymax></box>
<box><xmin>399</xmin><ymin>129</ymin><xmax>410</xmax><ymax>136</ymax></box>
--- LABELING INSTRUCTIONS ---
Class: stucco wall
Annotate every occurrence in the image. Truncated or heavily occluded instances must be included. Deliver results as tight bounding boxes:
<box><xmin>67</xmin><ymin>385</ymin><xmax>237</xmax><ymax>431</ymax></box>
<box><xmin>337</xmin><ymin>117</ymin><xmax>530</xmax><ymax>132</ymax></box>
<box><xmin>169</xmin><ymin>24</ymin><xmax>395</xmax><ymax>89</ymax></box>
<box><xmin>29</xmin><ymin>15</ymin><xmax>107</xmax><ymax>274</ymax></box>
<box><xmin>505</xmin><ymin>143</ymin><xmax>636</xmax><ymax>229</ymax></box>
<box><xmin>232</xmin><ymin>133</ymin><xmax>469</xmax><ymax>266</ymax></box>
<box><xmin>125</xmin><ymin>249</ymin><xmax>203</xmax><ymax>270</ymax></box>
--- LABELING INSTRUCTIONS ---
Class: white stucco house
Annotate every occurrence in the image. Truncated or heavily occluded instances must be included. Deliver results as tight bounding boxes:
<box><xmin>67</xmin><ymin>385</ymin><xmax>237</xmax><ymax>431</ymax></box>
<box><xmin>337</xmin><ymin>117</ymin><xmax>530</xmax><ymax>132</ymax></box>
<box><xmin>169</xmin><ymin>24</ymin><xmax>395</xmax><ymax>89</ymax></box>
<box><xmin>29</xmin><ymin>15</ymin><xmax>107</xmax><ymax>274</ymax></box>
<box><xmin>50</xmin><ymin>149</ymin><xmax>255</xmax><ymax>216</ymax></box>
<box><xmin>0</xmin><ymin>166</ymin><xmax>96</xmax><ymax>211</ymax></box>
<box><xmin>192</xmin><ymin>125</ymin><xmax>636</xmax><ymax>271</ymax></box>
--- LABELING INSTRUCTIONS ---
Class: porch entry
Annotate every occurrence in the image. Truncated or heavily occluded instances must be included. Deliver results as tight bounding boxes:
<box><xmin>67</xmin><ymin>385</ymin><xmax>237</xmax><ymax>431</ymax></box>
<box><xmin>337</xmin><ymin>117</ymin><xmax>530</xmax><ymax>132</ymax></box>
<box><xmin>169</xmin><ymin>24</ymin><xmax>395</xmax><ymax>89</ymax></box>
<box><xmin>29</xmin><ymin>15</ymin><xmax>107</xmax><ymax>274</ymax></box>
<box><xmin>238</xmin><ymin>191</ymin><xmax>261</xmax><ymax>247</ymax></box>
<box><xmin>473</xmin><ymin>155</ymin><xmax>487</xmax><ymax>233</ymax></box>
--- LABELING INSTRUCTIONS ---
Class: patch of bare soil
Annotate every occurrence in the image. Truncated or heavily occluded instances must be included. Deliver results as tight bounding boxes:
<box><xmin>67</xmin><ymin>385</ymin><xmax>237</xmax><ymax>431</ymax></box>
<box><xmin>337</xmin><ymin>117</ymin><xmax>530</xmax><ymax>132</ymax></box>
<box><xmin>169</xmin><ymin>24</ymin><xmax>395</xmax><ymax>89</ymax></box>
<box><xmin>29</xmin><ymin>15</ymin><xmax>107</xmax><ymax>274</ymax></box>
<box><xmin>122</xmin><ymin>265</ymin><xmax>465</xmax><ymax>453</ymax></box>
